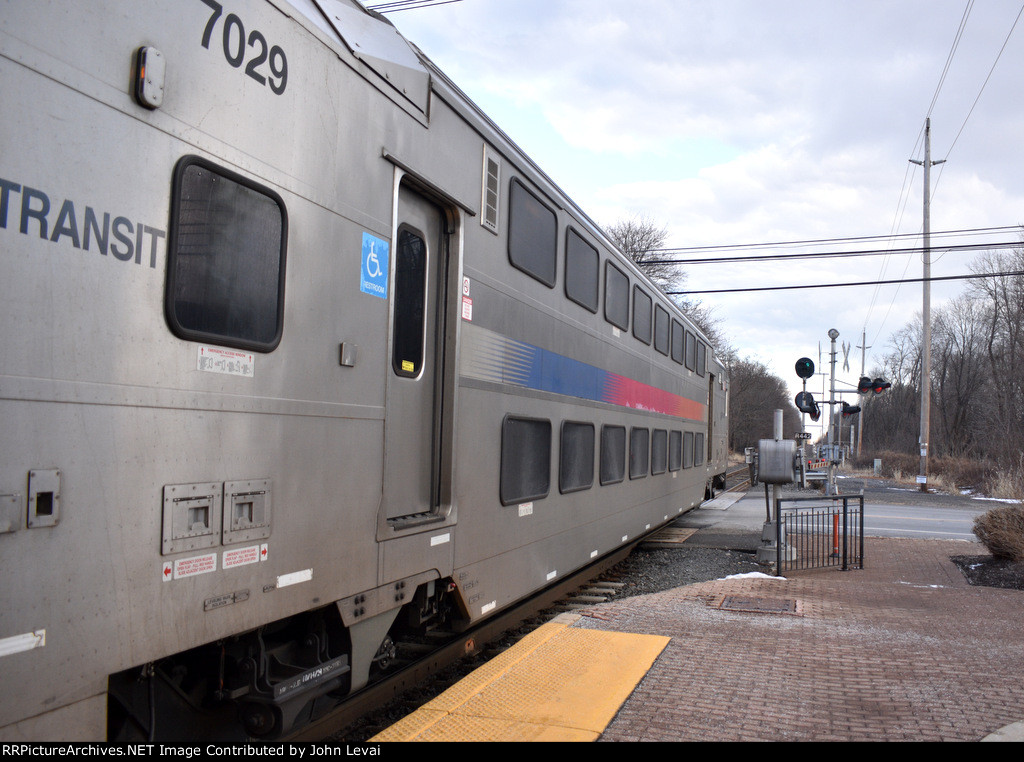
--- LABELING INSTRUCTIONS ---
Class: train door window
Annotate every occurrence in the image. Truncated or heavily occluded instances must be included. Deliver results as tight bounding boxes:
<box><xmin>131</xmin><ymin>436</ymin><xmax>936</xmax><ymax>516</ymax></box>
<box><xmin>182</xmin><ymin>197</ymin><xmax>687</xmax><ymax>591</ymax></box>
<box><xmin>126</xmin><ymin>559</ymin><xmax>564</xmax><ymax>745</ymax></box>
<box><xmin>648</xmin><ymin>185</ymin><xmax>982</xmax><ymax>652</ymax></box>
<box><xmin>696</xmin><ymin>341</ymin><xmax>707</xmax><ymax>376</ymax></box>
<box><xmin>684</xmin><ymin>330</ymin><xmax>696</xmax><ymax>371</ymax></box>
<box><xmin>604</xmin><ymin>262</ymin><xmax>629</xmax><ymax>331</ymax></box>
<box><xmin>683</xmin><ymin>431</ymin><xmax>694</xmax><ymax>469</ymax></box>
<box><xmin>629</xmin><ymin>427</ymin><xmax>649</xmax><ymax>479</ymax></box>
<box><xmin>654</xmin><ymin>305</ymin><xmax>670</xmax><ymax>356</ymax></box>
<box><xmin>694</xmin><ymin>433</ymin><xmax>705</xmax><ymax>466</ymax></box>
<box><xmin>166</xmin><ymin>156</ymin><xmax>287</xmax><ymax>352</ymax></box>
<box><xmin>633</xmin><ymin>287</ymin><xmax>652</xmax><ymax>345</ymax></box>
<box><xmin>500</xmin><ymin>416</ymin><xmax>551</xmax><ymax>505</ymax></box>
<box><xmin>392</xmin><ymin>228</ymin><xmax>427</xmax><ymax>377</ymax></box>
<box><xmin>559</xmin><ymin>421</ymin><xmax>595</xmax><ymax>494</ymax></box>
<box><xmin>508</xmin><ymin>179</ymin><xmax>556</xmax><ymax>287</ymax></box>
<box><xmin>565</xmin><ymin>228</ymin><xmax>599</xmax><ymax>313</ymax></box>
<box><xmin>669</xmin><ymin>430</ymin><xmax>682</xmax><ymax>471</ymax></box>
<box><xmin>651</xmin><ymin>429</ymin><xmax>668</xmax><ymax>475</ymax></box>
<box><xmin>671</xmin><ymin>319</ymin><xmax>684</xmax><ymax>364</ymax></box>
<box><xmin>599</xmin><ymin>425</ymin><xmax>626</xmax><ymax>485</ymax></box>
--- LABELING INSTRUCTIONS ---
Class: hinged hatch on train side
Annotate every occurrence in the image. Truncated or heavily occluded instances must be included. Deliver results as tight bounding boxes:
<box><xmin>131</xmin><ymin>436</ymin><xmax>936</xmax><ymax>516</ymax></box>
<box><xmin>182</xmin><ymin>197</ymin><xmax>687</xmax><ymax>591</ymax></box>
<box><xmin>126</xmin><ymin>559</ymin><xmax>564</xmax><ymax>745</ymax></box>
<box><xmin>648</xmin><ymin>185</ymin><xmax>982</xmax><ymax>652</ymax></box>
<box><xmin>308</xmin><ymin>0</ymin><xmax>431</xmax><ymax>114</ymax></box>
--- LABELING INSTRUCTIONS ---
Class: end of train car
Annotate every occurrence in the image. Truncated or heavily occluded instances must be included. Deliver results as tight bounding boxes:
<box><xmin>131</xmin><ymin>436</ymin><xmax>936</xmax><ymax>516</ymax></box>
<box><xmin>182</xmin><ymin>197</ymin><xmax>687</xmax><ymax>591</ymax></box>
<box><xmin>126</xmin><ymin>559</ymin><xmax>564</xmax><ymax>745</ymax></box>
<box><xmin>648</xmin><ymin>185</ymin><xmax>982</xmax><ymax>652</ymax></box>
<box><xmin>0</xmin><ymin>0</ymin><xmax>727</xmax><ymax>741</ymax></box>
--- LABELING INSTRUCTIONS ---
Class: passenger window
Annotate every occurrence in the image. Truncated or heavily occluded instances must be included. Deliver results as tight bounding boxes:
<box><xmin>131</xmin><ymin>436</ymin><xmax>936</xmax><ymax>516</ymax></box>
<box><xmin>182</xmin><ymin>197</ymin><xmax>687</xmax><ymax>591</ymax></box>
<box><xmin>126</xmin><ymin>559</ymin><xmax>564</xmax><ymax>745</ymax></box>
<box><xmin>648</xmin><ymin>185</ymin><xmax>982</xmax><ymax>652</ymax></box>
<box><xmin>685</xmin><ymin>330</ymin><xmax>696</xmax><ymax>371</ymax></box>
<box><xmin>508</xmin><ymin>179</ymin><xmax>556</xmax><ymax>287</ymax></box>
<box><xmin>671</xmin><ymin>319</ymin><xmax>684</xmax><ymax>365</ymax></box>
<box><xmin>696</xmin><ymin>341</ymin><xmax>707</xmax><ymax>376</ymax></box>
<box><xmin>604</xmin><ymin>262</ymin><xmax>629</xmax><ymax>331</ymax></box>
<box><xmin>600</xmin><ymin>425</ymin><xmax>626</xmax><ymax>485</ymax></box>
<box><xmin>633</xmin><ymin>287</ymin><xmax>652</xmax><ymax>345</ymax></box>
<box><xmin>629</xmin><ymin>427</ymin><xmax>649</xmax><ymax>479</ymax></box>
<box><xmin>669</xmin><ymin>430</ymin><xmax>682</xmax><ymax>471</ymax></box>
<box><xmin>565</xmin><ymin>228</ymin><xmax>599</xmax><ymax>313</ymax></box>
<box><xmin>651</xmin><ymin>429</ymin><xmax>668</xmax><ymax>474</ymax></box>
<box><xmin>500</xmin><ymin>416</ymin><xmax>551</xmax><ymax>505</ymax></box>
<box><xmin>683</xmin><ymin>431</ymin><xmax>694</xmax><ymax>469</ymax></box>
<box><xmin>392</xmin><ymin>228</ymin><xmax>426</xmax><ymax>377</ymax></box>
<box><xmin>654</xmin><ymin>305</ymin><xmax>669</xmax><ymax>356</ymax></box>
<box><xmin>559</xmin><ymin>421</ymin><xmax>595</xmax><ymax>494</ymax></box>
<box><xmin>695</xmin><ymin>433</ymin><xmax>706</xmax><ymax>466</ymax></box>
<box><xmin>166</xmin><ymin>156</ymin><xmax>287</xmax><ymax>352</ymax></box>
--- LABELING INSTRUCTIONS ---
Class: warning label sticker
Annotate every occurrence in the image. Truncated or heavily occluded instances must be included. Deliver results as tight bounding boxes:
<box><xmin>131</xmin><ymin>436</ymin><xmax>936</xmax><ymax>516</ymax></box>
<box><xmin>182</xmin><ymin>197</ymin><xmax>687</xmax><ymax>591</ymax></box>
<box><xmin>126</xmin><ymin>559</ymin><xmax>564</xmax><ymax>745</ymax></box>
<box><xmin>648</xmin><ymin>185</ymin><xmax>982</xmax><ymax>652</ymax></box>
<box><xmin>172</xmin><ymin>552</ymin><xmax>217</xmax><ymax>580</ymax></box>
<box><xmin>197</xmin><ymin>346</ymin><xmax>254</xmax><ymax>377</ymax></box>
<box><xmin>223</xmin><ymin>544</ymin><xmax>262</xmax><ymax>569</ymax></box>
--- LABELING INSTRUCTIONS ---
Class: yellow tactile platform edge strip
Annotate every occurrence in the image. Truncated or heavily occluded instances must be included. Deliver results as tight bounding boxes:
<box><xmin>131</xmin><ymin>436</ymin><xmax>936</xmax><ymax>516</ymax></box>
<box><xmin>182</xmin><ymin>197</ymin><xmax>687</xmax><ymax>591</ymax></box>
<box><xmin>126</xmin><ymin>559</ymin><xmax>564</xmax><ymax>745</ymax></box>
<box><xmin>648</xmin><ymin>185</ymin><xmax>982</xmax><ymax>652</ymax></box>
<box><xmin>371</xmin><ymin>614</ymin><xmax>669</xmax><ymax>742</ymax></box>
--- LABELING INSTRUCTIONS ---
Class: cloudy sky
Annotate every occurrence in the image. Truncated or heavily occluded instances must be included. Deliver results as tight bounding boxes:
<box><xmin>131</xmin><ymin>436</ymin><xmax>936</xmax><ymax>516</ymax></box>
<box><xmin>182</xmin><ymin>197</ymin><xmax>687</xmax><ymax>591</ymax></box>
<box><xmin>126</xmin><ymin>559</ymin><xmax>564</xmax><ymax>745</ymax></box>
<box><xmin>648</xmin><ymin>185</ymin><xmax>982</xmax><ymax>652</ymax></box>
<box><xmin>370</xmin><ymin>0</ymin><xmax>1024</xmax><ymax>416</ymax></box>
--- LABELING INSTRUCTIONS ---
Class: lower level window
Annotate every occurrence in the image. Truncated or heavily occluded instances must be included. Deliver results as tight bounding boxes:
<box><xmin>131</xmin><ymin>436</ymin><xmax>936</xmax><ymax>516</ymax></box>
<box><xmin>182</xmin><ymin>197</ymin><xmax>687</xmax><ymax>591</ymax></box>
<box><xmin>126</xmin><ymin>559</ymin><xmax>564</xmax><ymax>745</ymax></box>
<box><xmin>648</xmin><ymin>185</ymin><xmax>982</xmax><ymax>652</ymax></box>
<box><xmin>500</xmin><ymin>416</ymin><xmax>551</xmax><ymax>505</ymax></box>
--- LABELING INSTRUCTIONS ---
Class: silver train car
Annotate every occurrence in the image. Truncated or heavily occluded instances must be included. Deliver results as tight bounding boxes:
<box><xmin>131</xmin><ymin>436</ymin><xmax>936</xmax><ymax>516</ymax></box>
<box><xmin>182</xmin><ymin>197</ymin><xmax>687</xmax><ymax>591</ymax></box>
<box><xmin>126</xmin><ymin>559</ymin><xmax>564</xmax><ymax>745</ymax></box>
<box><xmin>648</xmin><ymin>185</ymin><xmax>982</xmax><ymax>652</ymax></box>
<box><xmin>0</xmin><ymin>0</ymin><xmax>728</xmax><ymax>741</ymax></box>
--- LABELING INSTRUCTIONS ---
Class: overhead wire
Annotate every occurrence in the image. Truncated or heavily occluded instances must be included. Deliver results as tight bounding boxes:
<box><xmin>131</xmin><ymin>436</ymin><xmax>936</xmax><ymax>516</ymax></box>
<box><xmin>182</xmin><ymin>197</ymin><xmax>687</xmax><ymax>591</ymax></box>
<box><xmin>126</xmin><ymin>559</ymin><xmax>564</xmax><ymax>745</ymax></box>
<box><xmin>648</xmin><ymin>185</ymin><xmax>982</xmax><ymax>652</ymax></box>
<box><xmin>669</xmin><ymin>269</ymin><xmax>1024</xmax><ymax>296</ymax></box>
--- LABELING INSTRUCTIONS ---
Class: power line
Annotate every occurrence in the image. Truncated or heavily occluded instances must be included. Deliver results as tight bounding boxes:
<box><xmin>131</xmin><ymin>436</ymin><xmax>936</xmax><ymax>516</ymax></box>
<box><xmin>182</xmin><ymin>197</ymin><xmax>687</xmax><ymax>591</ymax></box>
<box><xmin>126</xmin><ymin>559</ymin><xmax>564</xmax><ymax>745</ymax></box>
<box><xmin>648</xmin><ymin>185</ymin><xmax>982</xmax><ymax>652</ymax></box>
<box><xmin>645</xmin><ymin>225</ymin><xmax>1018</xmax><ymax>255</ymax></box>
<box><xmin>669</xmin><ymin>269</ymin><xmax>1024</xmax><ymax>296</ymax></box>
<box><xmin>366</xmin><ymin>0</ymin><xmax>467</xmax><ymax>12</ymax></box>
<box><xmin>640</xmin><ymin>237</ymin><xmax>1022</xmax><ymax>266</ymax></box>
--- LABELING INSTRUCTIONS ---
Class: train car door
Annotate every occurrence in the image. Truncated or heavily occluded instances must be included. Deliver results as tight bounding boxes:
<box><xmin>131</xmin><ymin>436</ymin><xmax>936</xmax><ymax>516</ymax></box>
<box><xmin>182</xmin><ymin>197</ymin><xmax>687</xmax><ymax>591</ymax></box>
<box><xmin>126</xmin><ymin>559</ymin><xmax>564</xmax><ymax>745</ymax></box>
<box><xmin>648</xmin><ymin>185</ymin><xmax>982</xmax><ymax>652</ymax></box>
<box><xmin>382</xmin><ymin>184</ymin><xmax>449</xmax><ymax>522</ymax></box>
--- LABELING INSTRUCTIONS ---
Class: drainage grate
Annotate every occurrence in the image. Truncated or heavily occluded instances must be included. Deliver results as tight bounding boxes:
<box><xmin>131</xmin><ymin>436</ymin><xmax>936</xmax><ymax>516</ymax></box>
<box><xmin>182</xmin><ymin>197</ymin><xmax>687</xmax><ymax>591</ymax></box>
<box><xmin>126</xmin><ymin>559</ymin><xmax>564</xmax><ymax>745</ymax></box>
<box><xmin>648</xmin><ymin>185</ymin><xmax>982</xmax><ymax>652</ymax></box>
<box><xmin>719</xmin><ymin>596</ymin><xmax>799</xmax><ymax>615</ymax></box>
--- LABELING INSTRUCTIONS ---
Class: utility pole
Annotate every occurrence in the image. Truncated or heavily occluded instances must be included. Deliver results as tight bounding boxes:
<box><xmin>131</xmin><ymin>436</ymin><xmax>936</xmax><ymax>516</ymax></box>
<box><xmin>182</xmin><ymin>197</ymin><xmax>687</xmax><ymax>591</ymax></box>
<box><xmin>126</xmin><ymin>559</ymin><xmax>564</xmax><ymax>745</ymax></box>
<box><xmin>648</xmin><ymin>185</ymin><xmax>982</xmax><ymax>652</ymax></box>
<box><xmin>826</xmin><ymin>328</ymin><xmax>839</xmax><ymax>496</ymax></box>
<box><xmin>856</xmin><ymin>328</ymin><xmax>870</xmax><ymax>457</ymax></box>
<box><xmin>909</xmin><ymin>118</ymin><xmax>945</xmax><ymax>492</ymax></box>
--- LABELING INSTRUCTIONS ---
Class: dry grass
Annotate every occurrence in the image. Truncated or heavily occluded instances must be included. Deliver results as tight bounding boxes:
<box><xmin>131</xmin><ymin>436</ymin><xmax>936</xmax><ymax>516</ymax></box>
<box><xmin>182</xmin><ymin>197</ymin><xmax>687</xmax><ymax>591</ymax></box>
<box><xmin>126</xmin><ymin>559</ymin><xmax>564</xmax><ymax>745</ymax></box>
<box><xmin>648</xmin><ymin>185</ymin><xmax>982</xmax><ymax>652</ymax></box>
<box><xmin>973</xmin><ymin>506</ymin><xmax>1024</xmax><ymax>562</ymax></box>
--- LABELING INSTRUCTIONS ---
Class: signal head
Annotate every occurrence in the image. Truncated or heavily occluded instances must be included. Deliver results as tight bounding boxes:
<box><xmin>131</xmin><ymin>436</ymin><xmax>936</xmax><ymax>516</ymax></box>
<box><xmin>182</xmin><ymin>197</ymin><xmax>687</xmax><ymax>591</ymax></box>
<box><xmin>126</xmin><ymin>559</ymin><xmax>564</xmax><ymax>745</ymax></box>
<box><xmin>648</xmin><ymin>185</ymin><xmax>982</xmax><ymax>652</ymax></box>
<box><xmin>857</xmin><ymin>376</ymin><xmax>872</xmax><ymax>394</ymax></box>
<box><xmin>871</xmin><ymin>378</ymin><xmax>891</xmax><ymax>394</ymax></box>
<box><xmin>795</xmin><ymin>357</ymin><xmax>815</xmax><ymax>379</ymax></box>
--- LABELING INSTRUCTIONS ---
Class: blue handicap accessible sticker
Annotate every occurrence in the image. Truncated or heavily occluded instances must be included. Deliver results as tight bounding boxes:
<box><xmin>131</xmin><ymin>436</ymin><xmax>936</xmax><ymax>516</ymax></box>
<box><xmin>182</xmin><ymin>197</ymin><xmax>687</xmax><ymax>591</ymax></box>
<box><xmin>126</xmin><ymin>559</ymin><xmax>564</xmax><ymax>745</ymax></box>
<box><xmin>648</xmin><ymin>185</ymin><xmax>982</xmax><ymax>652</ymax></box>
<box><xmin>360</xmin><ymin>232</ymin><xmax>389</xmax><ymax>299</ymax></box>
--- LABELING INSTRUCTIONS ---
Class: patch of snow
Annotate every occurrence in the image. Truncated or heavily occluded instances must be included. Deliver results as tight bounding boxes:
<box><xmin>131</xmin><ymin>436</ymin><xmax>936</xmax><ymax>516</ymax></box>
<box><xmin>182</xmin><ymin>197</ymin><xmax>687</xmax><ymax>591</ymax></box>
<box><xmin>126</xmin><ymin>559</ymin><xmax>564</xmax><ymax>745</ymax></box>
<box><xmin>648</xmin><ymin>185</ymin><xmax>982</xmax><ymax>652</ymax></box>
<box><xmin>720</xmin><ymin>572</ymin><xmax>785</xmax><ymax>581</ymax></box>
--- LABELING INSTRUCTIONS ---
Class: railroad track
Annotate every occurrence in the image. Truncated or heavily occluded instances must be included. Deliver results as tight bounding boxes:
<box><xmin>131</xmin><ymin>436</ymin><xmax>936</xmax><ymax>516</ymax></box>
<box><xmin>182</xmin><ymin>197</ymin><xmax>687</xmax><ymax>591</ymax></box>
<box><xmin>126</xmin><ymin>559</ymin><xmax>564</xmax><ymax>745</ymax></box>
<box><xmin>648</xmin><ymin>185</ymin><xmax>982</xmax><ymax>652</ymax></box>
<box><xmin>723</xmin><ymin>463</ymin><xmax>752</xmax><ymax>494</ymax></box>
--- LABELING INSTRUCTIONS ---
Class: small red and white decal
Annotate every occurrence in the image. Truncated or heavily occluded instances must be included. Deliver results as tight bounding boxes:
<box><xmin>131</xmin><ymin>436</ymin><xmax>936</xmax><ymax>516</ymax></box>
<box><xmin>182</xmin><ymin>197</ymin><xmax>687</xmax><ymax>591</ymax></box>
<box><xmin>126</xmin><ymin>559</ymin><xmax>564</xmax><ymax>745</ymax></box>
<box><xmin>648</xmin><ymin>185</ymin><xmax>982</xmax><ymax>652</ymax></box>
<box><xmin>223</xmin><ymin>544</ymin><xmax>262</xmax><ymax>569</ymax></box>
<box><xmin>461</xmin><ymin>296</ymin><xmax>473</xmax><ymax>321</ymax></box>
<box><xmin>171</xmin><ymin>552</ymin><xmax>218</xmax><ymax>579</ymax></box>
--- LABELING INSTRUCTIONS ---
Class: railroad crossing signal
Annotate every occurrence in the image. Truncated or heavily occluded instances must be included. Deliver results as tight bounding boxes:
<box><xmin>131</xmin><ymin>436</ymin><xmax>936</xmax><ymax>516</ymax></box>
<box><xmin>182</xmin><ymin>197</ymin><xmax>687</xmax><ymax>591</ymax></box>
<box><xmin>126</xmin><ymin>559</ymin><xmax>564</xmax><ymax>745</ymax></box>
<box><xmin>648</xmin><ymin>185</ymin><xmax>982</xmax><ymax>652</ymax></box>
<box><xmin>795</xmin><ymin>391</ymin><xmax>820</xmax><ymax>421</ymax></box>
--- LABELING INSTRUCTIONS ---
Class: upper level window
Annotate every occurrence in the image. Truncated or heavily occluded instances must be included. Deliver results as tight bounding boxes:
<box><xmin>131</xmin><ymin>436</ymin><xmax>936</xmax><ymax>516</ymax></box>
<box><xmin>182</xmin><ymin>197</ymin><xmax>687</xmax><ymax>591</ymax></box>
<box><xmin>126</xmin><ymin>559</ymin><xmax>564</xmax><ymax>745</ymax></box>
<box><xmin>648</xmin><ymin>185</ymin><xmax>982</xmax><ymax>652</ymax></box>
<box><xmin>671</xmin><ymin>319</ymin><xmax>684</xmax><ymax>364</ymax></box>
<box><xmin>565</xmin><ymin>228</ymin><xmax>599</xmax><ymax>313</ymax></box>
<box><xmin>654</xmin><ymin>304</ymin><xmax>669</xmax><ymax>356</ymax></box>
<box><xmin>696</xmin><ymin>341</ymin><xmax>707</xmax><ymax>376</ymax></box>
<box><xmin>508</xmin><ymin>179</ymin><xmax>556</xmax><ymax>287</ymax></box>
<box><xmin>604</xmin><ymin>262</ymin><xmax>629</xmax><ymax>331</ymax></box>
<box><xmin>166</xmin><ymin>156</ymin><xmax>287</xmax><ymax>352</ymax></box>
<box><xmin>633</xmin><ymin>286</ymin><xmax>652</xmax><ymax>345</ymax></box>
<box><xmin>685</xmin><ymin>330</ymin><xmax>696</xmax><ymax>371</ymax></box>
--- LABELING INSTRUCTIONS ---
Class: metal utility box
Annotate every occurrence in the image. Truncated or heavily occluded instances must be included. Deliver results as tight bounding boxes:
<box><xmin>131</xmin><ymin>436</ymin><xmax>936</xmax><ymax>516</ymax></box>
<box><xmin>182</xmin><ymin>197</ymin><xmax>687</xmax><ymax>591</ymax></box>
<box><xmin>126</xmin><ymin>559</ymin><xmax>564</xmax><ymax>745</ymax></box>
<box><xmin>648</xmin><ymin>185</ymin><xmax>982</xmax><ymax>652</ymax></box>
<box><xmin>757</xmin><ymin>439</ymin><xmax>797</xmax><ymax>484</ymax></box>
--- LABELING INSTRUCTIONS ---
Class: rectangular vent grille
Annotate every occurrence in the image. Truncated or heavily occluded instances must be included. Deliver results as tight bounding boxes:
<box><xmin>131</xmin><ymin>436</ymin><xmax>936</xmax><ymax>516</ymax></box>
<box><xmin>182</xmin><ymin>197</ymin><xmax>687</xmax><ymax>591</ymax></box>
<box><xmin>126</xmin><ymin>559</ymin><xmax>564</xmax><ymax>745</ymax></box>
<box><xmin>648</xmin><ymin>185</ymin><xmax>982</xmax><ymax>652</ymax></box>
<box><xmin>482</xmin><ymin>148</ymin><xmax>500</xmax><ymax>232</ymax></box>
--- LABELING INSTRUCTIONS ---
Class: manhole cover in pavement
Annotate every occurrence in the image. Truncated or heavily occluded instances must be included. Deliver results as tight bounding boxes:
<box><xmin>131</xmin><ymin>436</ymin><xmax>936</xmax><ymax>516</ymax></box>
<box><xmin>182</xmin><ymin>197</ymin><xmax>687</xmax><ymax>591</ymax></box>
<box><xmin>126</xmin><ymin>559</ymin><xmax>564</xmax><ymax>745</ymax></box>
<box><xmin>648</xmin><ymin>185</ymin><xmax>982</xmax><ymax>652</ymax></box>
<box><xmin>719</xmin><ymin>596</ymin><xmax>799</xmax><ymax>614</ymax></box>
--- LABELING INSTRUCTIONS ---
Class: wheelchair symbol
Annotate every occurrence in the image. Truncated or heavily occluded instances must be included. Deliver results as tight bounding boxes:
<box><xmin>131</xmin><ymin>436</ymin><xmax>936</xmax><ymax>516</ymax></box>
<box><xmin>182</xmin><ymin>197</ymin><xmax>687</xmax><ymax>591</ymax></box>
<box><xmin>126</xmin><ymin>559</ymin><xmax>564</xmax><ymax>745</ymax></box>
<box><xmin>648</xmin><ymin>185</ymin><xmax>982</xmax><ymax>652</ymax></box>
<box><xmin>365</xmin><ymin>243</ymin><xmax>383</xmax><ymax>279</ymax></box>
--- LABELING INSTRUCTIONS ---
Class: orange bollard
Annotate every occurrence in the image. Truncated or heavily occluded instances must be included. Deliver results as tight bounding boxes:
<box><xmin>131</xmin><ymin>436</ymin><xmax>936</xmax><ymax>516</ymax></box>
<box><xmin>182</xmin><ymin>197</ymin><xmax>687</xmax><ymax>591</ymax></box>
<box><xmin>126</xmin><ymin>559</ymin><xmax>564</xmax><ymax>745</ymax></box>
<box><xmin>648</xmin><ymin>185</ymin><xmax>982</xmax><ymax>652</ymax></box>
<box><xmin>832</xmin><ymin>512</ymin><xmax>839</xmax><ymax>557</ymax></box>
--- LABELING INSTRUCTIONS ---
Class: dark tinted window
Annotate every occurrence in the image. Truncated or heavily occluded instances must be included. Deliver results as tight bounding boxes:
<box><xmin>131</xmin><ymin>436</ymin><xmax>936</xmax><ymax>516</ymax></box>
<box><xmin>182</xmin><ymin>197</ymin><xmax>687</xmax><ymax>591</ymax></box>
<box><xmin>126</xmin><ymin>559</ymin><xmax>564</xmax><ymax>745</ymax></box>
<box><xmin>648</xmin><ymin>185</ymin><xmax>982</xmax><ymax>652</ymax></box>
<box><xmin>560</xmin><ymin>421</ymin><xmax>595</xmax><ymax>494</ymax></box>
<box><xmin>392</xmin><ymin>228</ymin><xmax>426</xmax><ymax>377</ymax></box>
<box><xmin>654</xmin><ymin>305</ymin><xmax>669</xmax><ymax>355</ymax></box>
<box><xmin>600</xmin><ymin>425</ymin><xmax>626</xmax><ymax>485</ymax></box>
<box><xmin>685</xmin><ymin>330</ymin><xmax>696</xmax><ymax>371</ymax></box>
<box><xmin>695</xmin><ymin>432</ymin><xmax>705</xmax><ymax>466</ymax></box>
<box><xmin>633</xmin><ymin>287</ymin><xmax>652</xmax><ymax>344</ymax></box>
<box><xmin>500</xmin><ymin>416</ymin><xmax>551</xmax><ymax>505</ymax></box>
<box><xmin>629</xmin><ymin>427</ymin><xmax>649</xmax><ymax>479</ymax></box>
<box><xmin>604</xmin><ymin>262</ymin><xmax>629</xmax><ymax>330</ymax></box>
<box><xmin>565</xmin><ymin>228</ymin><xmax>599</xmax><ymax>312</ymax></box>
<box><xmin>651</xmin><ymin>429</ymin><xmax>668</xmax><ymax>474</ymax></box>
<box><xmin>166</xmin><ymin>156</ymin><xmax>287</xmax><ymax>351</ymax></box>
<box><xmin>508</xmin><ymin>179</ymin><xmax>556</xmax><ymax>287</ymax></box>
<box><xmin>671</xmin><ymin>319</ymin><xmax>684</xmax><ymax>364</ymax></box>
<box><xmin>697</xmin><ymin>341</ymin><xmax>707</xmax><ymax>376</ymax></box>
<box><xmin>669</xmin><ymin>430</ymin><xmax>682</xmax><ymax>471</ymax></box>
<box><xmin>683</xmin><ymin>431</ymin><xmax>694</xmax><ymax>468</ymax></box>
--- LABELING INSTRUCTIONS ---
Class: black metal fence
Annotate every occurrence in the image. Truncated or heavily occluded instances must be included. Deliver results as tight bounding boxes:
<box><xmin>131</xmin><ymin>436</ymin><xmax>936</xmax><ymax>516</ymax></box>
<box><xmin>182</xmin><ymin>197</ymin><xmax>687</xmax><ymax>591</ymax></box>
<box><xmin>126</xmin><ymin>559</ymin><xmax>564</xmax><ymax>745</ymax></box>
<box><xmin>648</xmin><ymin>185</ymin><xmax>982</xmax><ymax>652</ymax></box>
<box><xmin>775</xmin><ymin>495</ymin><xmax>864</xmax><ymax>574</ymax></box>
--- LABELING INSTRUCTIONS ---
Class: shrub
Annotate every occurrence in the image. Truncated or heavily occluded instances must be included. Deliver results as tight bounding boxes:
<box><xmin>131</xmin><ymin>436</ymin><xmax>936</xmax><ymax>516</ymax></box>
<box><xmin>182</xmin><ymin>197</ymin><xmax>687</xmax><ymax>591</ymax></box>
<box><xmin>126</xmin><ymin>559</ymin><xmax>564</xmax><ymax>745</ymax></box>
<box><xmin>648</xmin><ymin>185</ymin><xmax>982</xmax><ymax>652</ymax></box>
<box><xmin>973</xmin><ymin>506</ymin><xmax>1024</xmax><ymax>562</ymax></box>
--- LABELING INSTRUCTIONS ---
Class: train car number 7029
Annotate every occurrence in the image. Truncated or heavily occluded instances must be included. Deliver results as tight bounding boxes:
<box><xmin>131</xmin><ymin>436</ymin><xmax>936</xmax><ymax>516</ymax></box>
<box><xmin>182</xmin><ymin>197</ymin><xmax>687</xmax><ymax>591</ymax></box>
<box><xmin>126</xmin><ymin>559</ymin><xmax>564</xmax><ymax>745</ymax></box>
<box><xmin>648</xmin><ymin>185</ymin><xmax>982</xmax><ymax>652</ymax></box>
<box><xmin>198</xmin><ymin>0</ymin><xmax>288</xmax><ymax>95</ymax></box>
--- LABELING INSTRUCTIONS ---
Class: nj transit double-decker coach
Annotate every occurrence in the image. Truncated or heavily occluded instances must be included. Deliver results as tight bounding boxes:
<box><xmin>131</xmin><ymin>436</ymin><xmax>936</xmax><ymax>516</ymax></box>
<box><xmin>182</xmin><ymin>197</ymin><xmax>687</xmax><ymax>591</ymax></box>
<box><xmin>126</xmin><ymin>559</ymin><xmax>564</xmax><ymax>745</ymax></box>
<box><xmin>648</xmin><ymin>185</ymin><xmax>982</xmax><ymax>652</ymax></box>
<box><xmin>0</xmin><ymin>0</ymin><xmax>728</xmax><ymax>741</ymax></box>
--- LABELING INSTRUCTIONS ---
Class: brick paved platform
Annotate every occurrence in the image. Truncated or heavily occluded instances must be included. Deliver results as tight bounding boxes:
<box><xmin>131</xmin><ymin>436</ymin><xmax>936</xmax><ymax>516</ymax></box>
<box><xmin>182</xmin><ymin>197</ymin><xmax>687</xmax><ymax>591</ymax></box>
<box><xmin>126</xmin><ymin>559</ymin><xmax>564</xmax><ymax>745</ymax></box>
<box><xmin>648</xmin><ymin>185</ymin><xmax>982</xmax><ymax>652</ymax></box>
<box><xmin>578</xmin><ymin>538</ymin><xmax>1024</xmax><ymax>742</ymax></box>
